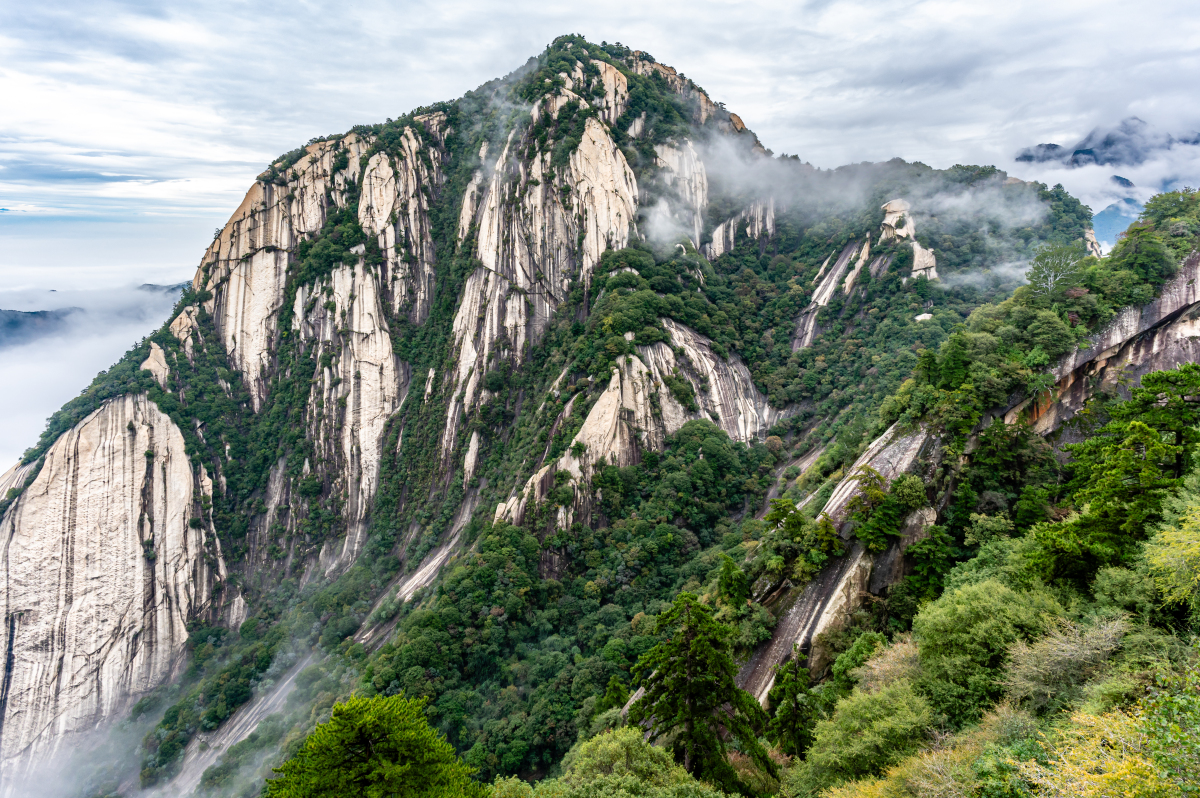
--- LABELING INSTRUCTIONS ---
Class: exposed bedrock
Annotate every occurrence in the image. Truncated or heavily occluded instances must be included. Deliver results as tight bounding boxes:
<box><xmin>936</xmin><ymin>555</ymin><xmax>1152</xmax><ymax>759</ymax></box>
<box><xmin>495</xmin><ymin>319</ymin><xmax>788</xmax><ymax>529</ymax></box>
<box><xmin>1009</xmin><ymin>250</ymin><xmax>1200</xmax><ymax>435</ymax></box>
<box><xmin>442</xmin><ymin>109</ymin><xmax>638</xmax><ymax>456</ymax></box>
<box><xmin>737</xmin><ymin>422</ymin><xmax>937</xmax><ymax>704</ymax></box>
<box><xmin>292</xmin><ymin>261</ymin><xmax>411</xmax><ymax>574</ymax></box>
<box><xmin>0</xmin><ymin>394</ymin><xmax>227</xmax><ymax>779</ymax></box>
<box><xmin>198</xmin><ymin>120</ymin><xmax>444</xmax><ymax>410</ymax></box>
<box><xmin>703</xmin><ymin>200</ymin><xmax>775</xmax><ymax>261</ymax></box>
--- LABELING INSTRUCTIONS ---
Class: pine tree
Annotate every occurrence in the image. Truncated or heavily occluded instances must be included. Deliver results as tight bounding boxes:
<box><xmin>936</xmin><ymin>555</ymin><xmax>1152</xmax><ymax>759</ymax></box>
<box><xmin>767</xmin><ymin>647</ymin><xmax>818</xmax><ymax>757</ymax></box>
<box><xmin>595</xmin><ymin>674</ymin><xmax>630</xmax><ymax>714</ymax></box>
<box><xmin>265</xmin><ymin>695</ymin><xmax>487</xmax><ymax>798</ymax></box>
<box><xmin>629</xmin><ymin>592</ymin><xmax>775</xmax><ymax>792</ymax></box>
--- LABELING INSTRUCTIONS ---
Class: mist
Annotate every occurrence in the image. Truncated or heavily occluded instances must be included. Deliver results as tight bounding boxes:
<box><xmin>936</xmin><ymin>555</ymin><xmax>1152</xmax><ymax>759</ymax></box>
<box><xmin>0</xmin><ymin>284</ymin><xmax>183</xmax><ymax>468</ymax></box>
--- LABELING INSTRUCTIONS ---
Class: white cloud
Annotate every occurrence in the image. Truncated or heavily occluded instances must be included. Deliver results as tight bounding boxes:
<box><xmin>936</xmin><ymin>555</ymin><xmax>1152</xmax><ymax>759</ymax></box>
<box><xmin>2</xmin><ymin>0</ymin><xmax>1200</xmax><ymax>460</ymax></box>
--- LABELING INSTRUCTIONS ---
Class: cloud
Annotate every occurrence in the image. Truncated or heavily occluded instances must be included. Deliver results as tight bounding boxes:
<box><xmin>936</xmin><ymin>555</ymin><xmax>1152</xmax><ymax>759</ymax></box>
<box><xmin>3</xmin><ymin>0</ymin><xmax>1200</xmax><ymax>464</ymax></box>
<box><xmin>0</xmin><ymin>284</ymin><xmax>182</xmax><ymax>468</ymax></box>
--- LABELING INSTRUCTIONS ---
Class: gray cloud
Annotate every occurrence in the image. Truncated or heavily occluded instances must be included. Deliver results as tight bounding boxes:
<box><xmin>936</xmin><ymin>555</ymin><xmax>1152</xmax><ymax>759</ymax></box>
<box><xmin>3</xmin><ymin>0</ymin><xmax>1200</xmax><ymax>462</ymax></box>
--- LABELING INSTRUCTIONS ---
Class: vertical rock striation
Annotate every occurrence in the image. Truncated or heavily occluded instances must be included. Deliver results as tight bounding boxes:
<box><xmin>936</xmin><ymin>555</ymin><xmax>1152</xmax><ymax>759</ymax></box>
<box><xmin>0</xmin><ymin>395</ymin><xmax>224</xmax><ymax>778</ymax></box>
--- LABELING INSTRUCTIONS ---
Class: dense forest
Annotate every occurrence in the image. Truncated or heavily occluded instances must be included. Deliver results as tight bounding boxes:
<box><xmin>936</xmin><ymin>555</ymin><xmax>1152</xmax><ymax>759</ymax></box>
<box><xmin>24</xmin><ymin>35</ymin><xmax>1196</xmax><ymax>798</ymax></box>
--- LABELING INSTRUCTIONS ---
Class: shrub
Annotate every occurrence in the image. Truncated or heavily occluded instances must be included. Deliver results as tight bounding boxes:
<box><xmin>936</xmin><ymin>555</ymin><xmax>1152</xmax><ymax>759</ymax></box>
<box><xmin>794</xmin><ymin>680</ymin><xmax>934</xmax><ymax>793</ymax></box>
<box><xmin>1003</xmin><ymin>617</ymin><xmax>1128</xmax><ymax>714</ymax></box>
<box><xmin>913</xmin><ymin>580</ymin><xmax>1061</xmax><ymax>725</ymax></box>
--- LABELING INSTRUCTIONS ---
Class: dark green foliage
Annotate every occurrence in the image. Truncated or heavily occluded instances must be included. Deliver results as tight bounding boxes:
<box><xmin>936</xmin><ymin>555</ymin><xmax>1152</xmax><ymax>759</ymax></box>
<box><xmin>1108</xmin><ymin>224</ymin><xmax>1177</xmax><ymax>286</ymax></box>
<box><xmin>1030</xmin><ymin>364</ymin><xmax>1200</xmax><ymax>583</ymax></box>
<box><xmin>767</xmin><ymin>649</ymin><xmax>819</xmax><ymax>757</ymax></box>
<box><xmin>629</xmin><ymin>593</ymin><xmax>774</xmax><ymax>793</ymax></box>
<box><xmin>264</xmin><ymin>695</ymin><xmax>486</xmax><ymax>798</ymax></box>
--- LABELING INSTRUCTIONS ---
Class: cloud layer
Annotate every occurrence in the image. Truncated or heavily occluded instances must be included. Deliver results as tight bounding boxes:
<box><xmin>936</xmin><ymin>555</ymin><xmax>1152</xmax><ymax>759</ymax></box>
<box><xmin>2</xmin><ymin>0</ymin><xmax>1200</xmax><ymax>462</ymax></box>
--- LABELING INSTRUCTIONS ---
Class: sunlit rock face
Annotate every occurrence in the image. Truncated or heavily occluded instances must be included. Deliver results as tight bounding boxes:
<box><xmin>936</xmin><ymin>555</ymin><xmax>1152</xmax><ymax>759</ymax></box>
<box><xmin>0</xmin><ymin>394</ymin><xmax>226</xmax><ymax>776</ymax></box>
<box><xmin>0</xmin><ymin>43</ymin><xmax>800</xmax><ymax>782</ymax></box>
<box><xmin>441</xmin><ymin>108</ymin><xmax>638</xmax><ymax>458</ymax></box>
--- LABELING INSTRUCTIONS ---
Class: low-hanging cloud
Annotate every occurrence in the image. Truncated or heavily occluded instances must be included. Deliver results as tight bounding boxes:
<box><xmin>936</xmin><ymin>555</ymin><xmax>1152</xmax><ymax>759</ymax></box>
<box><xmin>0</xmin><ymin>284</ymin><xmax>183</xmax><ymax>468</ymax></box>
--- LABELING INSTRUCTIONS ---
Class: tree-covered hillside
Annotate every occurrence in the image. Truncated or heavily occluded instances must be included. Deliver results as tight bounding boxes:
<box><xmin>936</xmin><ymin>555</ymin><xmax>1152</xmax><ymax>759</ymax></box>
<box><xmin>9</xmin><ymin>35</ymin><xmax>1197</xmax><ymax>798</ymax></box>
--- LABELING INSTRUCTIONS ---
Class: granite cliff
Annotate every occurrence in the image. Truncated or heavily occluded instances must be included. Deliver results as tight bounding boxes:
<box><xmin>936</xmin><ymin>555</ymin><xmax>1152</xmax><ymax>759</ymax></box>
<box><xmin>0</xmin><ymin>34</ymin><xmax>1164</xmax><ymax>797</ymax></box>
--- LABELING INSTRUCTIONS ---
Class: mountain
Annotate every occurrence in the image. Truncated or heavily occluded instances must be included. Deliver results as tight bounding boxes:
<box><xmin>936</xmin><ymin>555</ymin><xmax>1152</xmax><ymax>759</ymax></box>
<box><xmin>1</xmin><ymin>36</ymin><xmax>1196</xmax><ymax>797</ymax></box>
<box><xmin>1016</xmin><ymin>116</ymin><xmax>1200</xmax><ymax>168</ymax></box>
<box><xmin>0</xmin><ymin>308</ymin><xmax>82</xmax><ymax>348</ymax></box>
<box><xmin>1093</xmin><ymin>197</ymin><xmax>1144</xmax><ymax>247</ymax></box>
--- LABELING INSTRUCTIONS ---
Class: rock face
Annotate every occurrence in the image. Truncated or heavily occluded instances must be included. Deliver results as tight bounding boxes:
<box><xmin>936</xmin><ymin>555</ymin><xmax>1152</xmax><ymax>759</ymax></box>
<box><xmin>197</xmin><ymin>122</ymin><xmax>443</xmax><ymax>411</ymax></box>
<box><xmin>793</xmin><ymin>242</ymin><xmax>862</xmax><ymax>350</ymax></box>
<box><xmin>879</xmin><ymin>198</ymin><xmax>938</xmax><ymax>280</ymax></box>
<box><xmin>1008</xmin><ymin>250</ymin><xmax>1200</xmax><ymax>434</ymax></box>
<box><xmin>737</xmin><ymin>422</ymin><xmax>936</xmax><ymax>703</ymax></box>
<box><xmin>651</xmin><ymin>141</ymin><xmax>709</xmax><ymax>247</ymax></box>
<box><xmin>292</xmin><ymin>261</ymin><xmax>411</xmax><ymax>572</ymax></box>
<box><xmin>0</xmin><ymin>394</ymin><xmax>225</xmax><ymax>777</ymax></box>
<box><xmin>442</xmin><ymin>104</ymin><xmax>639</xmax><ymax>457</ymax></box>
<box><xmin>703</xmin><ymin>200</ymin><xmax>775</xmax><ymax>260</ymax></box>
<box><xmin>496</xmin><ymin>319</ymin><xmax>788</xmax><ymax>529</ymax></box>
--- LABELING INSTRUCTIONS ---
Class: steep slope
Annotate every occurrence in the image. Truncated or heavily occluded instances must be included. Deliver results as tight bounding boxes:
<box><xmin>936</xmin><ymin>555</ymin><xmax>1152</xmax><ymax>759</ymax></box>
<box><xmin>0</xmin><ymin>34</ymin><xmax>1132</xmax><ymax>795</ymax></box>
<box><xmin>0</xmin><ymin>394</ymin><xmax>225</xmax><ymax>779</ymax></box>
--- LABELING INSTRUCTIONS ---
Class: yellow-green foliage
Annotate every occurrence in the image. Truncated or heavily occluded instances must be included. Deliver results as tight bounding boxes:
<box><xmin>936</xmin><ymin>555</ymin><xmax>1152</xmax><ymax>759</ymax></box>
<box><xmin>493</xmin><ymin>728</ymin><xmax>730</xmax><ymax>797</ymax></box>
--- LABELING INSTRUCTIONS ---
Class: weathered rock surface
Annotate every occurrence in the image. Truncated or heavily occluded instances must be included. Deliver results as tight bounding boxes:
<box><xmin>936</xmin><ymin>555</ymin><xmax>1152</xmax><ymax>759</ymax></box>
<box><xmin>879</xmin><ymin>198</ymin><xmax>938</xmax><ymax>280</ymax></box>
<box><xmin>292</xmin><ymin>261</ymin><xmax>411</xmax><ymax>573</ymax></box>
<box><xmin>793</xmin><ymin>242</ymin><xmax>861</xmax><ymax>350</ymax></box>
<box><xmin>737</xmin><ymin>422</ymin><xmax>935</xmax><ymax>702</ymax></box>
<box><xmin>198</xmin><ymin>123</ymin><xmax>443</xmax><ymax>410</ymax></box>
<box><xmin>703</xmin><ymin>200</ymin><xmax>775</xmax><ymax>260</ymax></box>
<box><xmin>442</xmin><ymin>110</ymin><xmax>638</xmax><ymax>456</ymax></box>
<box><xmin>1009</xmin><ymin>250</ymin><xmax>1200</xmax><ymax>434</ymax></box>
<box><xmin>0</xmin><ymin>394</ymin><xmax>225</xmax><ymax>777</ymax></box>
<box><xmin>652</xmin><ymin>142</ymin><xmax>709</xmax><ymax>247</ymax></box>
<box><xmin>496</xmin><ymin>319</ymin><xmax>787</xmax><ymax>529</ymax></box>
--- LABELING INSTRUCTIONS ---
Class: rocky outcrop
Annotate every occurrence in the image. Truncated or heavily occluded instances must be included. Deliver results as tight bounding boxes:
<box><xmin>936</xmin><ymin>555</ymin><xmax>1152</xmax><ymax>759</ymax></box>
<box><xmin>198</xmin><ymin>123</ymin><xmax>443</xmax><ymax>409</ymax></box>
<box><xmin>793</xmin><ymin>242</ymin><xmax>862</xmax><ymax>350</ymax></box>
<box><xmin>442</xmin><ymin>108</ymin><xmax>638</xmax><ymax>456</ymax></box>
<box><xmin>652</xmin><ymin>142</ymin><xmax>709</xmax><ymax>247</ymax></box>
<box><xmin>0</xmin><ymin>394</ymin><xmax>225</xmax><ymax>778</ymax></box>
<box><xmin>703</xmin><ymin>200</ymin><xmax>775</xmax><ymax>260</ymax></box>
<box><xmin>879</xmin><ymin>198</ymin><xmax>938</xmax><ymax>280</ymax></box>
<box><xmin>496</xmin><ymin>318</ymin><xmax>787</xmax><ymax>529</ymax></box>
<box><xmin>627</xmin><ymin>56</ymin><xmax>717</xmax><ymax>125</ymax></box>
<box><xmin>737</xmin><ymin>422</ymin><xmax>936</xmax><ymax>702</ymax></box>
<box><xmin>1008</xmin><ymin>250</ymin><xmax>1200</xmax><ymax>434</ymax></box>
<box><xmin>140</xmin><ymin>341</ymin><xmax>170</xmax><ymax>390</ymax></box>
<box><xmin>292</xmin><ymin>261</ymin><xmax>411</xmax><ymax>573</ymax></box>
<box><xmin>641</xmin><ymin>319</ymin><xmax>788</xmax><ymax>442</ymax></box>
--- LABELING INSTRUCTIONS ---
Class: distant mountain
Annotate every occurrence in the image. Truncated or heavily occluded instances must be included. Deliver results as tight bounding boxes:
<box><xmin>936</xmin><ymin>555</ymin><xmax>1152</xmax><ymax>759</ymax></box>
<box><xmin>0</xmin><ymin>282</ymin><xmax>186</xmax><ymax>349</ymax></box>
<box><xmin>1016</xmin><ymin>116</ymin><xmax>1200</xmax><ymax>168</ymax></box>
<box><xmin>1093</xmin><ymin>197</ymin><xmax>1144</xmax><ymax>246</ymax></box>
<box><xmin>0</xmin><ymin>307</ymin><xmax>83</xmax><ymax>348</ymax></box>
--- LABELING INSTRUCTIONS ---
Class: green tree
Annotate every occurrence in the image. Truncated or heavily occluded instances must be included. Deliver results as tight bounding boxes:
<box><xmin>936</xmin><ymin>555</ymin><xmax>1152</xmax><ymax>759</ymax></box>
<box><xmin>265</xmin><ymin>695</ymin><xmax>487</xmax><ymax>798</ymax></box>
<box><xmin>767</xmin><ymin>648</ymin><xmax>818</xmax><ymax>757</ymax></box>
<box><xmin>595</xmin><ymin>675</ymin><xmax>630</xmax><ymax>715</ymax></box>
<box><xmin>718</xmin><ymin>555</ymin><xmax>750</xmax><ymax>607</ymax></box>
<box><xmin>630</xmin><ymin>593</ymin><xmax>774</xmax><ymax>792</ymax></box>
<box><xmin>1109</xmin><ymin>224</ymin><xmax>1177</xmax><ymax>286</ymax></box>
<box><xmin>1025</xmin><ymin>242</ymin><xmax>1085</xmax><ymax>299</ymax></box>
<box><xmin>912</xmin><ymin>580</ymin><xmax>1061</xmax><ymax>725</ymax></box>
<box><xmin>789</xmin><ymin>680</ymin><xmax>934</xmax><ymax>794</ymax></box>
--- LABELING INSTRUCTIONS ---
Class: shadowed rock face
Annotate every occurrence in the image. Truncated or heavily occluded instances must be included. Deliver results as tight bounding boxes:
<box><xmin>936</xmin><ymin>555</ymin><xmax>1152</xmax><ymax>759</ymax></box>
<box><xmin>0</xmin><ymin>394</ymin><xmax>226</xmax><ymax>775</ymax></box>
<box><xmin>1009</xmin><ymin>250</ymin><xmax>1200</xmax><ymax>434</ymax></box>
<box><xmin>737</xmin><ymin>422</ymin><xmax>938</xmax><ymax>704</ymax></box>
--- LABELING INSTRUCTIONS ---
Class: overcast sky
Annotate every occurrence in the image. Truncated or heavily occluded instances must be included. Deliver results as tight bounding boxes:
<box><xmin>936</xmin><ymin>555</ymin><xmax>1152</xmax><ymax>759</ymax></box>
<box><xmin>2</xmin><ymin>0</ymin><xmax>1199</xmax><ymax>464</ymax></box>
